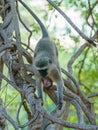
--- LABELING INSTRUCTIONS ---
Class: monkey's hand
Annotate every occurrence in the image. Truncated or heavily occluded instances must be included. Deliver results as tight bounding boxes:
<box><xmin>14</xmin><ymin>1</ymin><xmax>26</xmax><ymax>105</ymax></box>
<box><xmin>57</xmin><ymin>102</ymin><xmax>63</xmax><ymax>110</ymax></box>
<box><xmin>38</xmin><ymin>97</ymin><xmax>43</xmax><ymax>106</ymax></box>
<box><xmin>38</xmin><ymin>98</ymin><xmax>43</xmax><ymax>106</ymax></box>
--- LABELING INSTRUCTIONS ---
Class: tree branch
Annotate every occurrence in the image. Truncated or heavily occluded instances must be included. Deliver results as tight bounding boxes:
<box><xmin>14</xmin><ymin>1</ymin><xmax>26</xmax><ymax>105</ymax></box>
<box><xmin>47</xmin><ymin>0</ymin><xmax>96</xmax><ymax>47</ymax></box>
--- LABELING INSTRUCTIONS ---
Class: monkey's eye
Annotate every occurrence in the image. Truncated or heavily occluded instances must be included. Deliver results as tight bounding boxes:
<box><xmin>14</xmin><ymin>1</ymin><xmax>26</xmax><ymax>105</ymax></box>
<box><xmin>49</xmin><ymin>59</ymin><xmax>52</xmax><ymax>64</ymax></box>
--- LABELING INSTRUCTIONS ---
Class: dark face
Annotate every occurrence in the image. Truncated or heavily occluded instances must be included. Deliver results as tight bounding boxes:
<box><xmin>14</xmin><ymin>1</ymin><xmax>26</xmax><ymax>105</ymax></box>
<box><xmin>39</xmin><ymin>69</ymin><xmax>48</xmax><ymax>78</ymax></box>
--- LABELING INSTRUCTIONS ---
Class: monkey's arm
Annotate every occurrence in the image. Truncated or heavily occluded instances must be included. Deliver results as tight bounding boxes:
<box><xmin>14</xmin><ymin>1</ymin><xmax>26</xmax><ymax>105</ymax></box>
<box><xmin>56</xmin><ymin>79</ymin><xmax>63</xmax><ymax>109</ymax></box>
<box><xmin>36</xmin><ymin>77</ymin><xmax>43</xmax><ymax>101</ymax></box>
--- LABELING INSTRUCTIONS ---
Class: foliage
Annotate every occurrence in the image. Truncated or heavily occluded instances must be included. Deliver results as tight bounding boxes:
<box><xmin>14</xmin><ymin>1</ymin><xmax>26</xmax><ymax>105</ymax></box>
<box><xmin>0</xmin><ymin>0</ymin><xmax>98</xmax><ymax>130</ymax></box>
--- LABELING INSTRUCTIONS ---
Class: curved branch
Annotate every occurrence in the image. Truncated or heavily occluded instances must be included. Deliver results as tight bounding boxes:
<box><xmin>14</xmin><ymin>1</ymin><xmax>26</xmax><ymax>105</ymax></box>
<box><xmin>47</xmin><ymin>0</ymin><xmax>96</xmax><ymax>47</ymax></box>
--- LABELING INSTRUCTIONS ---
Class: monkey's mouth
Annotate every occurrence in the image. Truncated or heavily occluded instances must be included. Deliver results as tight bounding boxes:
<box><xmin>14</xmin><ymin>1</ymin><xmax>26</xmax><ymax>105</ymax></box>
<box><xmin>39</xmin><ymin>69</ymin><xmax>48</xmax><ymax>77</ymax></box>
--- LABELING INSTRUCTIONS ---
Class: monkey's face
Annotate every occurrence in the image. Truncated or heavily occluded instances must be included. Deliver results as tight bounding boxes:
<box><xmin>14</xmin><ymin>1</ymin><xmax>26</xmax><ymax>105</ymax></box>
<box><xmin>38</xmin><ymin>59</ymin><xmax>52</xmax><ymax>78</ymax></box>
<box><xmin>34</xmin><ymin>56</ymin><xmax>52</xmax><ymax>78</ymax></box>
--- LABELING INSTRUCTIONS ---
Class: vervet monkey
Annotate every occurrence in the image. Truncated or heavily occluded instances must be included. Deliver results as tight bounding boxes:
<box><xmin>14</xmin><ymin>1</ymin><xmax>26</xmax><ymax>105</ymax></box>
<box><xmin>19</xmin><ymin>0</ymin><xmax>64</xmax><ymax>109</ymax></box>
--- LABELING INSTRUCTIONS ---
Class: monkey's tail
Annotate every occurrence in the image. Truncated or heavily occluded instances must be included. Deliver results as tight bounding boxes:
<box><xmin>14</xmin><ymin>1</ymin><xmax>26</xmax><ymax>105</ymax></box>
<box><xmin>18</xmin><ymin>0</ymin><xmax>49</xmax><ymax>38</ymax></box>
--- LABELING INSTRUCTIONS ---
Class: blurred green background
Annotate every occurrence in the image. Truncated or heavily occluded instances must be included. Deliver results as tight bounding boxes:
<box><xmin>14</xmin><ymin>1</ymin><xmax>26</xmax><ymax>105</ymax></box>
<box><xmin>0</xmin><ymin>0</ymin><xmax>98</xmax><ymax>129</ymax></box>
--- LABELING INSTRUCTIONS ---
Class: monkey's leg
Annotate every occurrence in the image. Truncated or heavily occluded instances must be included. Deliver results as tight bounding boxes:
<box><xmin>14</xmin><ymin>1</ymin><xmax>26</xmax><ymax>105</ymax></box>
<box><xmin>48</xmin><ymin>66</ymin><xmax>63</xmax><ymax>109</ymax></box>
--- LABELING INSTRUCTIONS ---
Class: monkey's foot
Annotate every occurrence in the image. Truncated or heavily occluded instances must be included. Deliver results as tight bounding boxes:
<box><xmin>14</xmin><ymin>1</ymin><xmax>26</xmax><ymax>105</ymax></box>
<box><xmin>51</xmin><ymin>103</ymin><xmax>65</xmax><ymax>117</ymax></box>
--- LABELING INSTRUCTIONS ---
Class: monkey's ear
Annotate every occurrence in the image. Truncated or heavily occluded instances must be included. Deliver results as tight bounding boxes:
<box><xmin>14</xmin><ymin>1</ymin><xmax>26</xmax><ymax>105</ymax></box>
<box><xmin>49</xmin><ymin>59</ymin><xmax>52</xmax><ymax>64</ymax></box>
